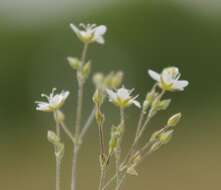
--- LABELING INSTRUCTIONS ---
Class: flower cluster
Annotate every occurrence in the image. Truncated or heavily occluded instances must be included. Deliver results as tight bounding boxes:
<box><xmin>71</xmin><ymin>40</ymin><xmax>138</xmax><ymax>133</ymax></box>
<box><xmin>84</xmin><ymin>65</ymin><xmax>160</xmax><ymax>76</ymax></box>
<box><xmin>35</xmin><ymin>22</ymin><xmax>189</xmax><ymax>190</ymax></box>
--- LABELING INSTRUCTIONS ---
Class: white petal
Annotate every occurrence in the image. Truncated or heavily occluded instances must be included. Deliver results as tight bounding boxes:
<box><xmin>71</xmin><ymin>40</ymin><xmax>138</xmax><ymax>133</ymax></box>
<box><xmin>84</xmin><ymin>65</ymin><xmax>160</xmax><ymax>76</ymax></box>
<box><xmin>36</xmin><ymin>102</ymin><xmax>51</xmax><ymax>112</ymax></box>
<box><xmin>148</xmin><ymin>70</ymin><xmax>160</xmax><ymax>82</ymax></box>
<box><xmin>117</xmin><ymin>88</ymin><xmax>130</xmax><ymax>99</ymax></box>
<box><xmin>70</xmin><ymin>23</ymin><xmax>80</xmax><ymax>35</ymax></box>
<box><xmin>106</xmin><ymin>89</ymin><xmax>117</xmax><ymax>101</ymax></box>
<box><xmin>94</xmin><ymin>25</ymin><xmax>107</xmax><ymax>36</ymax></box>
<box><xmin>95</xmin><ymin>36</ymin><xmax>105</xmax><ymax>44</ymax></box>
<box><xmin>132</xmin><ymin>100</ymin><xmax>141</xmax><ymax>108</ymax></box>
<box><xmin>173</xmin><ymin>80</ymin><xmax>189</xmax><ymax>90</ymax></box>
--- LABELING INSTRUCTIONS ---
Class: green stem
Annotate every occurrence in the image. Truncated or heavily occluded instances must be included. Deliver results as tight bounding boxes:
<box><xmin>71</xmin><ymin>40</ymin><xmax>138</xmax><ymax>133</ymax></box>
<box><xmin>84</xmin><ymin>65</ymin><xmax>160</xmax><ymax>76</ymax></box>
<box><xmin>115</xmin><ymin>108</ymin><xmax>125</xmax><ymax>187</ymax></box>
<box><xmin>71</xmin><ymin>43</ymin><xmax>89</xmax><ymax>190</ymax></box>
<box><xmin>54</xmin><ymin>111</ymin><xmax>62</xmax><ymax>190</ymax></box>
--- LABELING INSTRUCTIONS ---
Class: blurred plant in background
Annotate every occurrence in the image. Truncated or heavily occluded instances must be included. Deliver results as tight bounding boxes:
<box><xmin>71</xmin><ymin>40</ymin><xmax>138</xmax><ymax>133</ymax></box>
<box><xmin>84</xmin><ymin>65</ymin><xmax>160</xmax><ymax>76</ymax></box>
<box><xmin>35</xmin><ymin>22</ymin><xmax>189</xmax><ymax>190</ymax></box>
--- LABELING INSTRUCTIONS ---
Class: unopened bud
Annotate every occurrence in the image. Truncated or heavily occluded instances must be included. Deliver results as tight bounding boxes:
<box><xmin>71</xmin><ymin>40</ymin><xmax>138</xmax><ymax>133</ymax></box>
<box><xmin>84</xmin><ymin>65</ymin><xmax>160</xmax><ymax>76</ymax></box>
<box><xmin>127</xmin><ymin>165</ymin><xmax>138</xmax><ymax>176</ymax></box>
<box><xmin>82</xmin><ymin>61</ymin><xmax>91</xmax><ymax>79</ymax></box>
<box><xmin>167</xmin><ymin>113</ymin><xmax>182</xmax><ymax>127</ymax></box>
<box><xmin>95</xmin><ymin>110</ymin><xmax>105</xmax><ymax>125</ymax></box>
<box><xmin>152</xmin><ymin>99</ymin><xmax>171</xmax><ymax>111</ymax></box>
<box><xmin>47</xmin><ymin>130</ymin><xmax>60</xmax><ymax>145</ymax></box>
<box><xmin>111</xmin><ymin>71</ymin><xmax>124</xmax><ymax>88</ymax></box>
<box><xmin>150</xmin><ymin>141</ymin><xmax>162</xmax><ymax>152</ymax></box>
<box><xmin>67</xmin><ymin>57</ymin><xmax>81</xmax><ymax>70</ymax></box>
<box><xmin>93</xmin><ymin>89</ymin><xmax>104</xmax><ymax>106</ymax></box>
<box><xmin>56</xmin><ymin>110</ymin><xmax>65</xmax><ymax>123</ymax></box>
<box><xmin>145</xmin><ymin>90</ymin><xmax>158</xmax><ymax>105</ymax></box>
<box><xmin>93</xmin><ymin>73</ymin><xmax>104</xmax><ymax>87</ymax></box>
<box><xmin>159</xmin><ymin>129</ymin><xmax>174</xmax><ymax>144</ymax></box>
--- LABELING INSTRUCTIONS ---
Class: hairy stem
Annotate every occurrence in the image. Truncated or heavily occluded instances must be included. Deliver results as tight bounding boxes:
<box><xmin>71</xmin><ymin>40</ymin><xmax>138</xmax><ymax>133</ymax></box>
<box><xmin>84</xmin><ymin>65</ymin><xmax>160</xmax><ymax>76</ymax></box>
<box><xmin>60</xmin><ymin>121</ymin><xmax>75</xmax><ymax>143</ymax></box>
<box><xmin>71</xmin><ymin>43</ymin><xmax>89</xmax><ymax>190</ymax></box>
<box><xmin>122</xmin><ymin>90</ymin><xmax>165</xmax><ymax>167</ymax></box>
<box><xmin>115</xmin><ymin>108</ymin><xmax>125</xmax><ymax>186</ymax></box>
<box><xmin>99</xmin><ymin>168</ymin><xmax>106</xmax><ymax>190</ymax></box>
<box><xmin>79</xmin><ymin>107</ymin><xmax>96</xmax><ymax>141</ymax></box>
<box><xmin>54</xmin><ymin>111</ymin><xmax>62</xmax><ymax>190</ymax></box>
<box><xmin>103</xmin><ymin>174</ymin><xmax>117</xmax><ymax>190</ymax></box>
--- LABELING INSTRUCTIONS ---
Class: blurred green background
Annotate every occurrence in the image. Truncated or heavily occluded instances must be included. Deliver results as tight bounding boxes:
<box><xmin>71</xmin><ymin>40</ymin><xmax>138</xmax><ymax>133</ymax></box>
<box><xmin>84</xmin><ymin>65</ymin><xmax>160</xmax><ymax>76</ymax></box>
<box><xmin>0</xmin><ymin>0</ymin><xmax>221</xmax><ymax>190</ymax></box>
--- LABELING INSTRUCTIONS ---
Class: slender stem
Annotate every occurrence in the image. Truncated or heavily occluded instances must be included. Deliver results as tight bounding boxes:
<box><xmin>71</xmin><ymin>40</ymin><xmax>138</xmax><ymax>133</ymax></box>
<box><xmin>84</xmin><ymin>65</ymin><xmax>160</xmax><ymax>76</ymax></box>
<box><xmin>122</xmin><ymin>90</ymin><xmax>165</xmax><ymax>167</ymax></box>
<box><xmin>60</xmin><ymin>121</ymin><xmax>75</xmax><ymax>143</ymax></box>
<box><xmin>103</xmin><ymin>175</ymin><xmax>117</xmax><ymax>190</ymax></box>
<box><xmin>79</xmin><ymin>107</ymin><xmax>96</xmax><ymax>141</ymax></box>
<box><xmin>115</xmin><ymin>108</ymin><xmax>125</xmax><ymax>186</ymax></box>
<box><xmin>99</xmin><ymin>168</ymin><xmax>106</xmax><ymax>190</ymax></box>
<box><xmin>71</xmin><ymin>43</ymin><xmax>89</xmax><ymax>190</ymax></box>
<box><xmin>115</xmin><ymin>174</ymin><xmax>126</xmax><ymax>190</ymax></box>
<box><xmin>54</xmin><ymin>112</ymin><xmax>62</xmax><ymax>190</ymax></box>
<box><xmin>135</xmin><ymin>109</ymin><xmax>145</xmax><ymax>138</ymax></box>
<box><xmin>56</xmin><ymin>158</ymin><xmax>62</xmax><ymax>190</ymax></box>
<box><xmin>75</xmin><ymin>43</ymin><xmax>88</xmax><ymax>137</ymax></box>
<box><xmin>98</xmin><ymin>122</ymin><xmax>105</xmax><ymax>158</ymax></box>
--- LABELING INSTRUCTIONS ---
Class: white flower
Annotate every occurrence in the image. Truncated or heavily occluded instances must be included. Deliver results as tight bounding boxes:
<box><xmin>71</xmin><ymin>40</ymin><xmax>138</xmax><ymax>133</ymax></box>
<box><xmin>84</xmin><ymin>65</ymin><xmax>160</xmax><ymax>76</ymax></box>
<box><xmin>36</xmin><ymin>88</ymin><xmax>70</xmax><ymax>112</ymax></box>
<box><xmin>148</xmin><ymin>67</ymin><xmax>189</xmax><ymax>91</ymax></box>
<box><xmin>70</xmin><ymin>23</ymin><xmax>107</xmax><ymax>44</ymax></box>
<box><xmin>106</xmin><ymin>86</ymin><xmax>141</xmax><ymax>108</ymax></box>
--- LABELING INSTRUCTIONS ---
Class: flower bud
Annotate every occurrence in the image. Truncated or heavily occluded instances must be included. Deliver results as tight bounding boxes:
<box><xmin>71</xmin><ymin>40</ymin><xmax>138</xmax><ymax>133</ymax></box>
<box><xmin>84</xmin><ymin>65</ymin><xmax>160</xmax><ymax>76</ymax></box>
<box><xmin>81</xmin><ymin>61</ymin><xmax>91</xmax><ymax>79</ymax></box>
<box><xmin>47</xmin><ymin>130</ymin><xmax>60</xmax><ymax>145</ymax></box>
<box><xmin>67</xmin><ymin>57</ymin><xmax>81</xmax><ymax>70</ymax></box>
<box><xmin>111</xmin><ymin>71</ymin><xmax>124</xmax><ymax>88</ymax></box>
<box><xmin>95</xmin><ymin>110</ymin><xmax>105</xmax><ymax>125</ymax></box>
<box><xmin>150</xmin><ymin>141</ymin><xmax>162</xmax><ymax>152</ymax></box>
<box><xmin>93</xmin><ymin>89</ymin><xmax>104</xmax><ymax>106</ymax></box>
<box><xmin>167</xmin><ymin>113</ymin><xmax>182</xmax><ymax>127</ymax></box>
<box><xmin>159</xmin><ymin>129</ymin><xmax>174</xmax><ymax>144</ymax></box>
<box><xmin>145</xmin><ymin>90</ymin><xmax>158</xmax><ymax>105</ymax></box>
<box><xmin>93</xmin><ymin>73</ymin><xmax>104</xmax><ymax>87</ymax></box>
<box><xmin>56</xmin><ymin>110</ymin><xmax>65</xmax><ymax>123</ymax></box>
<box><xmin>152</xmin><ymin>99</ymin><xmax>171</xmax><ymax>111</ymax></box>
<box><xmin>127</xmin><ymin>165</ymin><xmax>138</xmax><ymax>176</ymax></box>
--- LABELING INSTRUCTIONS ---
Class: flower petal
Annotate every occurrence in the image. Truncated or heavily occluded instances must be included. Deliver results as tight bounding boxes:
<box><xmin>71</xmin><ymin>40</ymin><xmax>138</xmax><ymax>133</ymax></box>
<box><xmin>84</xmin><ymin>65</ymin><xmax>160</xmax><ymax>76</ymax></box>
<box><xmin>173</xmin><ymin>80</ymin><xmax>189</xmax><ymax>90</ymax></box>
<box><xmin>70</xmin><ymin>23</ymin><xmax>80</xmax><ymax>35</ymax></box>
<box><xmin>117</xmin><ymin>88</ymin><xmax>130</xmax><ymax>99</ymax></box>
<box><xmin>95</xmin><ymin>36</ymin><xmax>105</xmax><ymax>44</ymax></box>
<box><xmin>106</xmin><ymin>89</ymin><xmax>117</xmax><ymax>101</ymax></box>
<box><xmin>36</xmin><ymin>102</ymin><xmax>51</xmax><ymax>112</ymax></box>
<box><xmin>94</xmin><ymin>25</ymin><xmax>107</xmax><ymax>36</ymax></box>
<box><xmin>132</xmin><ymin>100</ymin><xmax>141</xmax><ymax>108</ymax></box>
<box><xmin>148</xmin><ymin>70</ymin><xmax>160</xmax><ymax>82</ymax></box>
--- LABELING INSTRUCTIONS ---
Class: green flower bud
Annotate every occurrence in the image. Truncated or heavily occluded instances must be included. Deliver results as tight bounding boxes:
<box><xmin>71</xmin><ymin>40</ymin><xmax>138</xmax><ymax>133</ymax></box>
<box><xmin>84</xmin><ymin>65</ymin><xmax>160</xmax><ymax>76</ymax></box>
<box><xmin>150</xmin><ymin>141</ymin><xmax>162</xmax><ymax>152</ymax></box>
<box><xmin>127</xmin><ymin>164</ymin><xmax>138</xmax><ymax>176</ymax></box>
<box><xmin>56</xmin><ymin>110</ymin><xmax>65</xmax><ymax>123</ymax></box>
<box><xmin>81</xmin><ymin>61</ymin><xmax>91</xmax><ymax>79</ymax></box>
<box><xmin>111</xmin><ymin>71</ymin><xmax>124</xmax><ymax>89</ymax></box>
<box><xmin>93</xmin><ymin>73</ymin><xmax>104</xmax><ymax>87</ymax></box>
<box><xmin>95</xmin><ymin>110</ymin><xmax>105</xmax><ymax>125</ymax></box>
<box><xmin>47</xmin><ymin>130</ymin><xmax>60</xmax><ymax>145</ymax></box>
<box><xmin>167</xmin><ymin>113</ymin><xmax>182</xmax><ymax>127</ymax></box>
<box><xmin>67</xmin><ymin>57</ymin><xmax>81</xmax><ymax>70</ymax></box>
<box><xmin>93</xmin><ymin>89</ymin><xmax>104</xmax><ymax>106</ymax></box>
<box><xmin>145</xmin><ymin>90</ymin><xmax>158</xmax><ymax>105</ymax></box>
<box><xmin>152</xmin><ymin>99</ymin><xmax>171</xmax><ymax>111</ymax></box>
<box><xmin>159</xmin><ymin>129</ymin><xmax>174</xmax><ymax>144</ymax></box>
